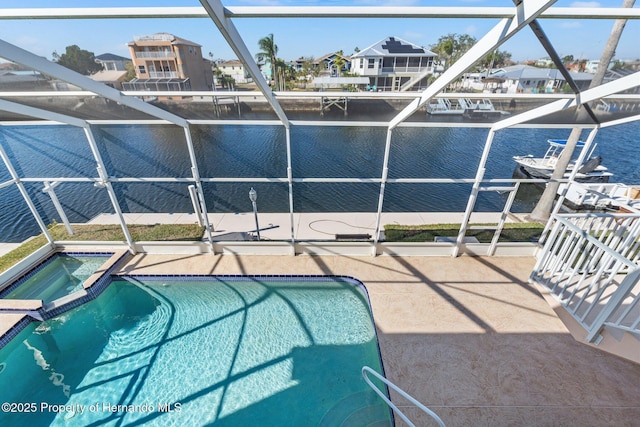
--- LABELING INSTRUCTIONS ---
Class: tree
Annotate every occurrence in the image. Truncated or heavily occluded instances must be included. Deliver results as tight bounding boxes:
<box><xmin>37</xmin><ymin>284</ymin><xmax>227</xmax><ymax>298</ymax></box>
<box><xmin>562</xmin><ymin>54</ymin><xmax>574</xmax><ymax>64</ymax></box>
<box><xmin>124</xmin><ymin>61</ymin><xmax>136</xmax><ymax>81</ymax></box>
<box><xmin>256</xmin><ymin>33</ymin><xmax>278</xmax><ymax>90</ymax></box>
<box><xmin>301</xmin><ymin>57</ymin><xmax>318</xmax><ymax>77</ymax></box>
<box><xmin>430</xmin><ymin>33</ymin><xmax>477</xmax><ymax>69</ymax></box>
<box><xmin>52</xmin><ymin>45</ymin><xmax>102</xmax><ymax>75</ymax></box>
<box><xmin>528</xmin><ymin>0</ymin><xmax>636</xmax><ymax>223</ymax></box>
<box><xmin>333</xmin><ymin>50</ymin><xmax>346</xmax><ymax>77</ymax></box>
<box><xmin>480</xmin><ymin>49</ymin><xmax>513</xmax><ymax>70</ymax></box>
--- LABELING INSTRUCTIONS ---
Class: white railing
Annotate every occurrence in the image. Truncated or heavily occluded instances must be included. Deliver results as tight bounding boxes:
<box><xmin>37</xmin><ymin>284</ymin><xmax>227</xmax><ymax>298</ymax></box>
<box><xmin>135</xmin><ymin>51</ymin><xmax>175</xmax><ymax>59</ymax></box>
<box><xmin>362</xmin><ymin>366</ymin><xmax>445</xmax><ymax>427</ymax></box>
<box><xmin>381</xmin><ymin>66</ymin><xmax>434</xmax><ymax>74</ymax></box>
<box><xmin>532</xmin><ymin>213</ymin><xmax>640</xmax><ymax>342</ymax></box>
<box><xmin>148</xmin><ymin>71</ymin><xmax>178</xmax><ymax>79</ymax></box>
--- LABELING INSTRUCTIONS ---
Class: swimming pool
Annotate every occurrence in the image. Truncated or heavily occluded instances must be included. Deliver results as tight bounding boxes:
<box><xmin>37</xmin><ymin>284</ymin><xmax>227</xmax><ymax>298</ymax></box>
<box><xmin>0</xmin><ymin>253</ymin><xmax>111</xmax><ymax>303</ymax></box>
<box><xmin>0</xmin><ymin>276</ymin><xmax>392</xmax><ymax>426</ymax></box>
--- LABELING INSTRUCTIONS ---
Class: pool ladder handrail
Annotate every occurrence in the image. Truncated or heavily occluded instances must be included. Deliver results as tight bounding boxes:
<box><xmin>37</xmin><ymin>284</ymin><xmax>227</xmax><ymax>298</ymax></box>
<box><xmin>362</xmin><ymin>366</ymin><xmax>446</xmax><ymax>427</ymax></box>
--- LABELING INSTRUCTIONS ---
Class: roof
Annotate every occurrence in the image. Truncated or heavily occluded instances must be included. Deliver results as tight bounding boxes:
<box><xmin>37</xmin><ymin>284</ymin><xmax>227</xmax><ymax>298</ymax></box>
<box><xmin>96</xmin><ymin>53</ymin><xmax>130</xmax><ymax>62</ymax></box>
<box><xmin>0</xmin><ymin>70</ymin><xmax>42</xmax><ymax>76</ymax></box>
<box><xmin>129</xmin><ymin>33</ymin><xmax>201</xmax><ymax>47</ymax></box>
<box><xmin>315</xmin><ymin>52</ymin><xmax>351</xmax><ymax>63</ymax></box>
<box><xmin>89</xmin><ymin>70</ymin><xmax>128</xmax><ymax>82</ymax></box>
<box><xmin>352</xmin><ymin>37</ymin><xmax>436</xmax><ymax>58</ymax></box>
<box><xmin>492</xmin><ymin>65</ymin><xmax>593</xmax><ymax>81</ymax></box>
<box><xmin>219</xmin><ymin>60</ymin><xmax>244</xmax><ymax>67</ymax></box>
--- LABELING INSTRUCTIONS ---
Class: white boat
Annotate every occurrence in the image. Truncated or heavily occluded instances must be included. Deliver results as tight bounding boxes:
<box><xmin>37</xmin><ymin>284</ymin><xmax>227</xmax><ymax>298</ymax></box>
<box><xmin>426</xmin><ymin>98</ymin><xmax>509</xmax><ymax>120</ymax></box>
<box><xmin>513</xmin><ymin>139</ymin><xmax>613</xmax><ymax>183</ymax></box>
<box><xmin>558</xmin><ymin>182</ymin><xmax>640</xmax><ymax>212</ymax></box>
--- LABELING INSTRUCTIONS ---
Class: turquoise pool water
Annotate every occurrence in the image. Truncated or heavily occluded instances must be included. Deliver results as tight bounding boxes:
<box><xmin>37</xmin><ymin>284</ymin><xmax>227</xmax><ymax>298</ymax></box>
<box><xmin>0</xmin><ymin>253</ymin><xmax>109</xmax><ymax>303</ymax></box>
<box><xmin>0</xmin><ymin>276</ymin><xmax>391</xmax><ymax>426</ymax></box>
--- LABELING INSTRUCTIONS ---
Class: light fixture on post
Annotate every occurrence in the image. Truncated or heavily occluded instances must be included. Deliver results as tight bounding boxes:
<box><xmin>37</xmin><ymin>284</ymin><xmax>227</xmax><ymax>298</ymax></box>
<box><xmin>249</xmin><ymin>187</ymin><xmax>260</xmax><ymax>241</ymax></box>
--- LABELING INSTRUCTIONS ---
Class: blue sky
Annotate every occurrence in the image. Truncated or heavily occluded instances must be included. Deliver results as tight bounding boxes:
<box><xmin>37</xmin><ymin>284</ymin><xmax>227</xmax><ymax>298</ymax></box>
<box><xmin>1</xmin><ymin>1</ymin><xmax>638</xmax><ymax>65</ymax></box>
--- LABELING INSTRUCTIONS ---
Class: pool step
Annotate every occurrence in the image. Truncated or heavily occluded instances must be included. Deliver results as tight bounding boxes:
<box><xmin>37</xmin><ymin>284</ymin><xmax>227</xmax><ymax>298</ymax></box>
<box><xmin>318</xmin><ymin>391</ymin><xmax>393</xmax><ymax>427</ymax></box>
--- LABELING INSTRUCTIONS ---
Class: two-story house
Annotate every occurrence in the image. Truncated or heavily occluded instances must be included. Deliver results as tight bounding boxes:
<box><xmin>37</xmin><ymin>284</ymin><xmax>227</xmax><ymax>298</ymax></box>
<box><xmin>123</xmin><ymin>33</ymin><xmax>213</xmax><ymax>91</ymax></box>
<box><xmin>349</xmin><ymin>36</ymin><xmax>436</xmax><ymax>91</ymax></box>
<box><xmin>291</xmin><ymin>53</ymin><xmax>351</xmax><ymax>77</ymax></box>
<box><xmin>217</xmin><ymin>60</ymin><xmax>251</xmax><ymax>84</ymax></box>
<box><xmin>90</xmin><ymin>53</ymin><xmax>131</xmax><ymax>90</ymax></box>
<box><xmin>95</xmin><ymin>53</ymin><xmax>130</xmax><ymax>72</ymax></box>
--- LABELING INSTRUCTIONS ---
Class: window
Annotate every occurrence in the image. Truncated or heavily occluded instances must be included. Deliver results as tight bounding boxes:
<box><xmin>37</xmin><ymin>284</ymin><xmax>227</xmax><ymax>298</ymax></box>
<box><xmin>359</xmin><ymin>59</ymin><xmax>363</xmax><ymax>69</ymax></box>
<box><xmin>138</xmin><ymin>65</ymin><xmax>146</xmax><ymax>74</ymax></box>
<box><xmin>368</xmin><ymin>58</ymin><xmax>375</xmax><ymax>69</ymax></box>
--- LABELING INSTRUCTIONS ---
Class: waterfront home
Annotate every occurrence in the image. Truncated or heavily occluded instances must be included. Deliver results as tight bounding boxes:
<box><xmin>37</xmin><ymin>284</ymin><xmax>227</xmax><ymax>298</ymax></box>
<box><xmin>124</xmin><ymin>32</ymin><xmax>213</xmax><ymax>91</ymax></box>
<box><xmin>89</xmin><ymin>53</ymin><xmax>131</xmax><ymax>90</ymax></box>
<box><xmin>217</xmin><ymin>59</ymin><xmax>251</xmax><ymax>84</ymax></box>
<box><xmin>94</xmin><ymin>53</ymin><xmax>131</xmax><ymax>72</ymax></box>
<box><xmin>349</xmin><ymin>36</ymin><xmax>436</xmax><ymax>91</ymax></box>
<box><xmin>489</xmin><ymin>64</ymin><xmax>593</xmax><ymax>93</ymax></box>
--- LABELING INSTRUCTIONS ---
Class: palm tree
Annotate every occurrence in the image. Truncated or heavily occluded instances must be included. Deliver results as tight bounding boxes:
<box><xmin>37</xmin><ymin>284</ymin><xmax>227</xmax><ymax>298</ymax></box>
<box><xmin>256</xmin><ymin>33</ymin><xmax>278</xmax><ymax>90</ymax></box>
<box><xmin>528</xmin><ymin>0</ymin><xmax>636</xmax><ymax>222</ymax></box>
<box><xmin>333</xmin><ymin>50</ymin><xmax>346</xmax><ymax>77</ymax></box>
<box><xmin>274</xmin><ymin>58</ymin><xmax>288</xmax><ymax>91</ymax></box>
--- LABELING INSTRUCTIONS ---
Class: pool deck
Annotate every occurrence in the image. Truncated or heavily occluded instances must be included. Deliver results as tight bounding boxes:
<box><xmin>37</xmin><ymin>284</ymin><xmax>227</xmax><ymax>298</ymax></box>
<box><xmin>1</xmin><ymin>213</ymin><xmax>639</xmax><ymax>426</ymax></box>
<box><xmin>114</xmin><ymin>254</ymin><xmax>640</xmax><ymax>427</ymax></box>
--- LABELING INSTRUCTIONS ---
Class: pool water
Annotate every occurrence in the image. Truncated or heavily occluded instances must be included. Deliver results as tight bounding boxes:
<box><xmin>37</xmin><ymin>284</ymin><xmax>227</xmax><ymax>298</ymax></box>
<box><xmin>0</xmin><ymin>276</ymin><xmax>392</xmax><ymax>426</ymax></box>
<box><xmin>0</xmin><ymin>253</ymin><xmax>109</xmax><ymax>303</ymax></box>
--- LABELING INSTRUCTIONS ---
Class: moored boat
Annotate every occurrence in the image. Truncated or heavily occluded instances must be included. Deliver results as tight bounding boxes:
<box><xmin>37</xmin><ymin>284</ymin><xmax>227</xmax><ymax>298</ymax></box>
<box><xmin>426</xmin><ymin>98</ymin><xmax>509</xmax><ymax>119</ymax></box>
<box><xmin>513</xmin><ymin>139</ymin><xmax>612</xmax><ymax>183</ymax></box>
<box><xmin>558</xmin><ymin>182</ymin><xmax>640</xmax><ymax>212</ymax></box>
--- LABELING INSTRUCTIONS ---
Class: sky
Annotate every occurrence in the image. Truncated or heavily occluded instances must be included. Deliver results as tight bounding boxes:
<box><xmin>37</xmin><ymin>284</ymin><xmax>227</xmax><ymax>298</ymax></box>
<box><xmin>0</xmin><ymin>0</ymin><xmax>639</xmax><ymax>66</ymax></box>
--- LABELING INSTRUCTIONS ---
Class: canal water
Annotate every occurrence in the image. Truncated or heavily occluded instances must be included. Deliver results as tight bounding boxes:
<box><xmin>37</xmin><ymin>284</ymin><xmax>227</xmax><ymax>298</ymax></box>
<box><xmin>0</xmin><ymin>121</ymin><xmax>637</xmax><ymax>242</ymax></box>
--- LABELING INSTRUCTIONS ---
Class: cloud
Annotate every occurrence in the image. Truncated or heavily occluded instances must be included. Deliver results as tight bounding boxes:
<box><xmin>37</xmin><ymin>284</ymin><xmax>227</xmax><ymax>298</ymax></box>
<box><xmin>403</xmin><ymin>31</ymin><xmax>423</xmax><ymax>40</ymax></box>
<box><xmin>570</xmin><ymin>1</ymin><xmax>601</xmax><ymax>7</ymax></box>
<box><xmin>15</xmin><ymin>35</ymin><xmax>40</xmax><ymax>46</ymax></box>
<box><xmin>465</xmin><ymin>25</ymin><xmax>478</xmax><ymax>35</ymax></box>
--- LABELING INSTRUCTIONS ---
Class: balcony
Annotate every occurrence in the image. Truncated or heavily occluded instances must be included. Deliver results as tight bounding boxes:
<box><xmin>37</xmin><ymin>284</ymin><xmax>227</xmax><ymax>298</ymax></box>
<box><xmin>380</xmin><ymin>66</ymin><xmax>434</xmax><ymax>74</ymax></box>
<box><xmin>148</xmin><ymin>71</ymin><xmax>179</xmax><ymax>79</ymax></box>
<box><xmin>134</xmin><ymin>51</ymin><xmax>175</xmax><ymax>59</ymax></box>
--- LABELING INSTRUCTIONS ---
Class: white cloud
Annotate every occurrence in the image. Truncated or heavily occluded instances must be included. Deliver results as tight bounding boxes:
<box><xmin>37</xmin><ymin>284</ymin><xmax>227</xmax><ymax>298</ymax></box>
<box><xmin>403</xmin><ymin>31</ymin><xmax>423</xmax><ymax>40</ymax></box>
<box><xmin>465</xmin><ymin>25</ymin><xmax>478</xmax><ymax>35</ymax></box>
<box><xmin>570</xmin><ymin>2</ymin><xmax>601</xmax><ymax>7</ymax></box>
<box><xmin>15</xmin><ymin>35</ymin><xmax>40</xmax><ymax>47</ymax></box>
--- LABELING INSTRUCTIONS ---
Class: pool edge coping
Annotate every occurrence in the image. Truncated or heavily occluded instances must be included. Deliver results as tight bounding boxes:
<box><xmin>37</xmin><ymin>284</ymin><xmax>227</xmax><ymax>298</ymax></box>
<box><xmin>0</xmin><ymin>250</ymin><xmax>131</xmax><ymax>349</ymax></box>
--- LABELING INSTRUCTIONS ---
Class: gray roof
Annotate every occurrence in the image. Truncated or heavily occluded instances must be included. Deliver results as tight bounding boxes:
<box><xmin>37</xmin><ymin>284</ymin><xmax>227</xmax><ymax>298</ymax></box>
<box><xmin>492</xmin><ymin>65</ymin><xmax>593</xmax><ymax>81</ymax></box>
<box><xmin>96</xmin><ymin>53</ymin><xmax>130</xmax><ymax>62</ymax></box>
<box><xmin>352</xmin><ymin>37</ymin><xmax>436</xmax><ymax>58</ymax></box>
